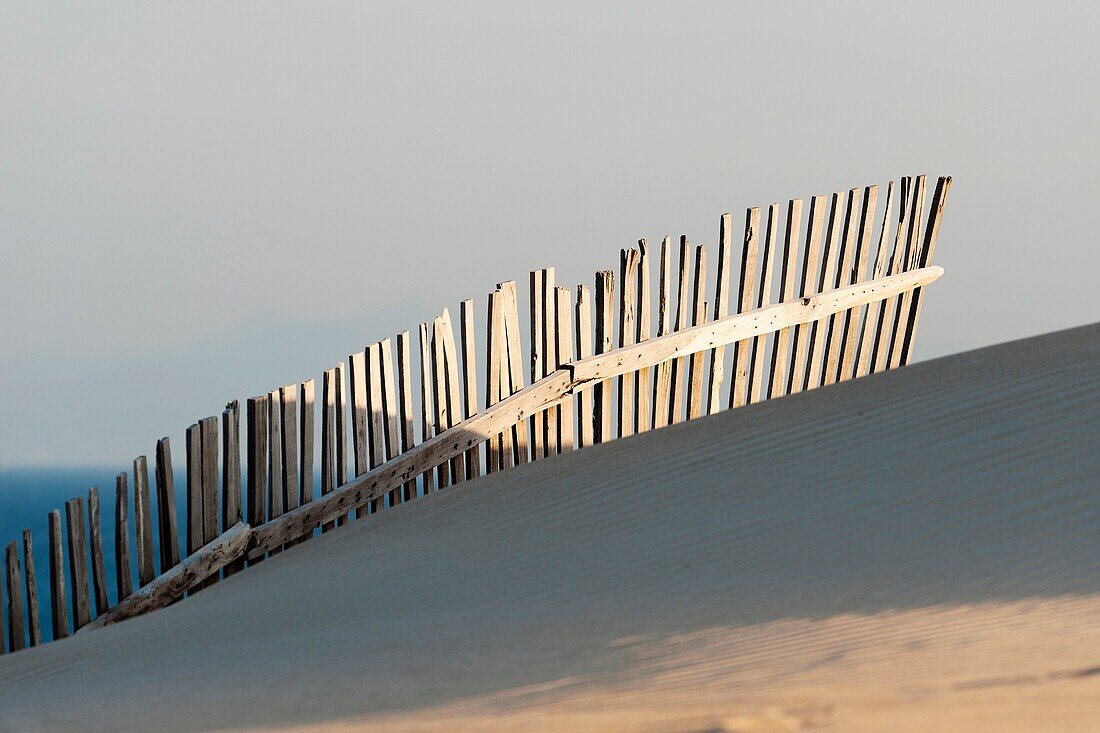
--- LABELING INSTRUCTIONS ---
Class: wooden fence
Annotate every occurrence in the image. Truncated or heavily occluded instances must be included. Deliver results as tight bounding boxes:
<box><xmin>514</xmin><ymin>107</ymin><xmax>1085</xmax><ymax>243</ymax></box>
<box><xmin>0</xmin><ymin>175</ymin><xmax>952</xmax><ymax>652</ymax></box>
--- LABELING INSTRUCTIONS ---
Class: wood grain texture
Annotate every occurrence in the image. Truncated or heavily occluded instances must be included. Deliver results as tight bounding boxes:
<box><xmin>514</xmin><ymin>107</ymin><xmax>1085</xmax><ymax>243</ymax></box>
<box><xmin>787</xmin><ymin>195</ymin><xmax>827</xmax><ymax>395</ymax></box>
<box><xmin>669</xmin><ymin>236</ymin><xmax>690</xmax><ymax>424</ymax></box>
<box><xmin>837</xmin><ymin>185</ymin><xmax>879</xmax><ymax>382</ymax></box>
<box><xmin>498</xmin><ymin>280</ymin><xmax>529</xmax><ymax>465</ymax></box>
<box><xmin>555</xmin><ymin>287</ymin><xmax>574</xmax><ymax>452</ymax></box>
<box><xmin>747</xmin><ymin>203</ymin><xmax>779</xmax><ymax>404</ymax></box>
<box><xmin>366</xmin><ymin>342</ymin><xmax>387</xmax><ymax>510</ymax></box>
<box><xmin>334</xmin><ymin>361</ymin><xmax>349</xmax><ymax>518</ymax></box>
<box><xmin>47</xmin><ymin>510</ymin><xmax>68</xmax><ymax>640</ymax></box>
<box><xmin>417</xmin><ymin>323</ymin><xmax>437</xmax><ymax>495</ymax></box>
<box><xmin>397</xmin><ymin>335</ymin><xmax>416</xmax><ymax>497</ymax></box>
<box><xmin>199</xmin><ymin>416</ymin><xmax>220</xmax><ymax>545</ymax></box>
<box><xmin>246</xmin><ymin>397</ymin><xmax>269</xmax><ymax>542</ymax></box>
<box><xmin>460</xmin><ymin>300</ymin><xmax>481</xmax><ymax>478</ymax></box>
<box><xmin>440</xmin><ymin>309</ymin><xmax>467</xmax><ymax>482</ymax></box>
<box><xmin>575</xmin><ymin>284</ymin><xmax>594</xmax><ymax>448</ymax></box>
<box><xmin>299</xmin><ymin>381</ymin><xmax>314</xmax><ymax>508</ymax></box>
<box><xmin>686</xmin><ymin>245</ymin><xmax>708</xmax><ymax>419</ymax></box>
<box><xmin>823</xmin><ymin>189</ymin><xmax>861</xmax><ymax>386</ymax></box>
<box><xmin>542</xmin><ymin>268</ymin><xmax>558</xmax><ymax>456</ymax></box>
<box><xmin>86</xmin><ymin>487</ymin><xmax>109</xmax><ymax>616</ymax></box>
<box><xmin>115</xmin><ymin>473</ymin><xmax>133</xmax><ymax>601</ymax></box>
<box><xmin>431</xmin><ymin>319</ymin><xmax>451</xmax><ymax>488</ymax></box>
<box><xmin>64</xmin><ymin>497</ymin><xmax>91</xmax><ymax>631</ymax></box>
<box><xmin>617</xmin><ymin>249</ymin><xmax>639</xmax><ymax>438</ymax></box>
<box><xmin>767</xmin><ymin>199</ymin><xmax>803</xmax><ymax>399</ymax></box>
<box><xmin>185</xmin><ymin>423</ymin><xmax>202</xmax><ymax>555</ymax></box>
<box><xmin>803</xmin><ymin>192</ymin><xmax>844</xmax><ymax>392</ymax></box>
<box><xmin>855</xmin><ymin>181</ymin><xmax>897</xmax><ymax>379</ymax></box>
<box><xmin>635</xmin><ymin>241</ymin><xmax>652</xmax><ymax>433</ymax></box>
<box><xmin>485</xmin><ymin>290</ymin><xmax>505</xmax><ymax>472</ymax></box>
<box><xmin>155</xmin><ymin>437</ymin><xmax>181</xmax><ymax>573</ymax></box>
<box><xmin>22</xmin><ymin>530</ymin><xmax>42</xmax><ymax>647</ymax></box>
<box><xmin>652</xmin><ymin>237</ymin><xmax>674</xmax><ymax>430</ymax></box>
<box><xmin>379</xmin><ymin>339</ymin><xmax>403</xmax><ymax>504</ymax></box>
<box><xmin>529</xmin><ymin>270</ymin><xmax>545</xmax><ymax>460</ymax></box>
<box><xmin>594</xmin><ymin>270</ymin><xmax>615</xmax><ymax>443</ymax></box>
<box><xmin>267</xmin><ymin>391</ymin><xmax>285</xmax><ymax>520</ymax></box>
<box><xmin>133</xmin><ymin>455</ymin><xmax>156</xmax><ymax>587</ymax></box>
<box><xmin>279</xmin><ymin>387</ymin><xmax>300</xmax><ymax>514</ymax></box>
<box><xmin>320</xmin><ymin>371</ymin><xmax>336</xmax><ymax>529</ymax></box>
<box><xmin>730</xmin><ymin>208</ymin><xmax>760</xmax><ymax>409</ymax></box>
<box><xmin>706</xmin><ymin>213</ymin><xmax>733</xmax><ymax>414</ymax></box>
<box><xmin>85</xmin><ymin>523</ymin><xmax>252</xmax><ymax>631</ymax></box>
<box><xmin>5</xmin><ymin>541</ymin><xmax>26</xmax><ymax>652</ymax></box>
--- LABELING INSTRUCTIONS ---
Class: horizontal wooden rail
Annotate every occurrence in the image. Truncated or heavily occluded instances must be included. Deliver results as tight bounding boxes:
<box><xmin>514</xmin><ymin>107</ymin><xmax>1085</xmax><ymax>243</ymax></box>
<box><xmin>245</xmin><ymin>265</ymin><xmax>941</xmax><ymax>558</ymax></box>
<box><xmin>82</xmin><ymin>522</ymin><xmax>252</xmax><ymax>630</ymax></box>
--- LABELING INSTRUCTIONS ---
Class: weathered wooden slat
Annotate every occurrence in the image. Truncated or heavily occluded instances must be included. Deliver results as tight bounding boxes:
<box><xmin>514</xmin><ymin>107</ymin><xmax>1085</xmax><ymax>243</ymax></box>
<box><xmin>668</xmin><ymin>236</ymin><xmax>690</xmax><ymax>424</ymax></box>
<box><xmin>593</xmin><ymin>269</ymin><xmax>615</xmax><ymax>443</ymax></box>
<box><xmin>542</xmin><ymin>268</ymin><xmax>558</xmax><ymax>456</ymax></box>
<box><xmin>364</xmin><ymin>342</ymin><xmax>387</xmax><ymax>511</ymax></box>
<box><xmin>787</xmin><ymin>195</ymin><xmax>827</xmax><ymax>395</ymax></box>
<box><xmin>320</xmin><ymin>371</ymin><xmax>336</xmax><ymax>529</ymax></box>
<box><xmin>48</xmin><ymin>510</ymin><xmax>68</xmax><ymax>640</ymax></box>
<box><xmin>199</xmin><ymin>416</ymin><xmax>220</xmax><ymax>546</ymax></box>
<box><xmin>133</xmin><ymin>455</ymin><xmax>156</xmax><ymax>587</ymax></box>
<box><xmin>900</xmin><ymin>176</ymin><xmax>953</xmax><ymax>365</ymax></box>
<box><xmin>417</xmin><ymin>323</ymin><xmax>437</xmax><ymax>494</ymax></box>
<box><xmin>267</xmin><ymin>391</ymin><xmax>285</xmax><ymax>521</ymax></box>
<box><xmin>837</xmin><ymin>185</ymin><xmax>879</xmax><ymax>382</ymax></box>
<box><xmin>871</xmin><ymin>177</ymin><xmax>912</xmax><ymax>373</ymax></box>
<box><xmin>767</xmin><ymin>199</ymin><xmax>804</xmax><ymax>399</ymax></box>
<box><xmin>115</xmin><ymin>473</ymin><xmax>133</xmax><ymax>601</ymax></box>
<box><xmin>334</xmin><ymin>361</ymin><xmax>349</xmax><ymax>518</ymax></box>
<box><xmin>397</xmin><ymin>333</ymin><xmax>417</xmax><ymax>499</ymax></box>
<box><xmin>299</xmin><ymin>381</ymin><xmax>314</xmax><ymax>509</ymax></box>
<box><xmin>555</xmin><ymin>286</ymin><xmax>574</xmax><ymax>452</ymax></box>
<box><xmin>85</xmin><ymin>522</ymin><xmax>252</xmax><ymax>631</ymax></box>
<box><xmin>459</xmin><ymin>300</ymin><xmax>481</xmax><ymax>478</ymax></box>
<box><xmin>635</xmin><ymin>240</ymin><xmax>652</xmax><ymax>433</ymax></box>
<box><xmin>220</xmin><ymin>402</ymin><xmax>244</xmax><ymax>574</ymax></box>
<box><xmin>730</xmin><ymin>208</ymin><xmax>760</xmax><ymax>409</ymax></box>
<box><xmin>186</xmin><ymin>423</ymin><xmax>202</xmax><ymax>555</ymax></box>
<box><xmin>823</xmin><ymin>189</ymin><xmax>862</xmax><ymax>385</ymax></box>
<box><xmin>246</xmin><ymin>396</ymin><xmax>268</xmax><ymax>546</ymax></box>
<box><xmin>652</xmin><ymin>236</ymin><xmax>674</xmax><ymax>430</ymax></box>
<box><xmin>248</xmin><ymin>266</ymin><xmax>942</xmax><ymax>559</ymax></box>
<box><xmin>5</xmin><ymin>541</ymin><xmax>26</xmax><ymax>652</ymax></box>
<box><xmin>803</xmin><ymin>192</ymin><xmax>844</xmax><ymax>391</ymax></box>
<box><xmin>485</xmin><ymin>290</ymin><xmax>504</xmax><ymax>472</ymax></box>
<box><xmin>747</xmin><ymin>203</ymin><xmax>779</xmax><ymax>404</ymax></box>
<box><xmin>618</xmin><ymin>248</ymin><xmax>639</xmax><ymax>437</ymax></box>
<box><xmin>348</xmin><ymin>350</ymin><xmax>368</xmax><ymax>489</ymax></box>
<box><xmin>64</xmin><ymin>497</ymin><xmax>91</xmax><ymax>631</ymax></box>
<box><xmin>431</xmin><ymin>318</ymin><xmax>452</xmax><ymax>488</ymax></box>
<box><xmin>498</xmin><ymin>280</ymin><xmax>529</xmax><ymax>464</ymax></box>
<box><xmin>686</xmin><ymin>245</ymin><xmax>709</xmax><ymax>419</ymax></box>
<box><xmin>155</xmin><ymin>437</ymin><xmax>181</xmax><ymax>573</ymax></box>
<box><xmin>529</xmin><ymin>269</ymin><xmax>545</xmax><ymax>460</ymax></box>
<box><xmin>440</xmin><ymin>309</ymin><xmax>467</xmax><ymax>482</ymax></box>
<box><xmin>706</xmin><ymin>213</ymin><xmax>734</xmax><ymax>414</ymax></box>
<box><xmin>22</xmin><ymin>530</ymin><xmax>42</xmax><ymax>647</ymax></box>
<box><xmin>86</xmin><ymin>487</ymin><xmax>109</xmax><ymax>616</ymax></box>
<box><xmin>575</xmin><ymin>284</ymin><xmax>594</xmax><ymax>448</ymax></box>
<box><xmin>888</xmin><ymin>175</ymin><xmax>927</xmax><ymax>369</ymax></box>
<box><xmin>379</xmin><ymin>339</ymin><xmax>403</xmax><ymax>505</ymax></box>
<box><xmin>856</xmin><ymin>181</ymin><xmax>897</xmax><ymax>378</ymax></box>
<box><xmin>279</xmin><ymin>386</ymin><xmax>299</xmax><ymax>515</ymax></box>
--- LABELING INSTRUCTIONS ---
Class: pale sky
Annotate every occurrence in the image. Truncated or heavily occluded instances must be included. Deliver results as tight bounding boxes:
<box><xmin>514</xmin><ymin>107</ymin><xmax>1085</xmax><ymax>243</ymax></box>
<box><xmin>2</xmin><ymin>1</ymin><xmax>1098</xmax><ymax>465</ymax></box>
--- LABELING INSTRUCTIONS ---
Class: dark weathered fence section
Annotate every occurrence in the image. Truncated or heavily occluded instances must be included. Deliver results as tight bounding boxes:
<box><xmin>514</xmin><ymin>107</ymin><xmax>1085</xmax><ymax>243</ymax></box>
<box><xmin>0</xmin><ymin>175</ymin><xmax>952</xmax><ymax>653</ymax></box>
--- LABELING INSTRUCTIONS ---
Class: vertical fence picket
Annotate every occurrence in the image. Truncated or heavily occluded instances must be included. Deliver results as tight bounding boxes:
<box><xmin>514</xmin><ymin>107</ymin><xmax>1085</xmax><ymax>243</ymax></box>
<box><xmin>397</xmin><ymin>333</ymin><xmax>417</xmax><ymax>499</ymax></box>
<box><xmin>23</xmin><ymin>530</ymin><xmax>42</xmax><ymax>647</ymax></box>
<box><xmin>730</xmin><ymin>209</ymin><xmax>760</xmax><ymax>408</ymax></box>
<box><xmin>417</xmin><ymin>324</ymin><xmax>437</xmax><ymax>494</ymax></box>
<box><xmin>788</xmin><ymin>195</ymin><xmax>827</xmax><ymax>395</ymax></box>
<box><xmin>115</xmin><ymin>473</ymin><xmax>133</xmax><ymax>601</ymax></box>
<box><xmin>652</xmin><ymin>237</ymin><xmax>674</xmax><ymax>430</ymax></box>
<box><xmin>856</xmin><ymin>181</ymin><xmax>896</xmax><ymax>378</ymax></box>
<box><xmin>460</xmin><ymin>301</ymin><xmax>481</xmax><ymax>478</ymax></box>
<box><xmin>86</xmin><ymin>487</ymin><xmax>109</xmax><ymax>616</ymax></box>
<box><xmin>64</xmin><ymin>498</ymin><xmax>90</xmax><ymax>631</ymax></box>
<box><xmin>279</xmin><ymin>388</ymin><xmax>299</xmax><ymax>516</ymax></box>
<box><xmin>199</xmin><ymin>417</ymin><xmax>220</xmax><ymax>550</ymax></box>
<box><xmin>379</xmin><ymin>338</ymin><xmax>403</xmax><ymax>502</ymax></box>
<box><xmin>155</xmin><ymin>437</ymin><xmax>180</xmax><ymax>573</ymax></box>
<box><xmin>221</xmin><ymin>402</ymin><xmax>243</xmax><ymax>573</ymax></box>
<box><xmin>707</xmin><ymin>214</ymin><xmax>733</xmax><ymax>414</ymax></box>
<box><xmin>888</xmin><ymin>174</ymin><xmax>928</xmax><ymax>369</ymax></box>
<box><xmin>529</xmin><ymin>270</ymin><xmax>545</xmax><ymax>460</ymax></box>
<box><xmin>267</xmin><ymin>391</ymin><xmax>285</xmax><ymax>523</ymax></box>
<box><xmin>669</xmin><ymin>237</ymin><xmax>690</xmax><ymax>424</ymax></box>
<box><xmin>334</xmin><ymin>361</ymin><xmax>350</xmax><ymax>518</ymax></box>
<box><xmin>347</xmin><ymin>352</ymin><xmax>368</xmax><ymax>511</ymax></box>
<box><xmin>838</xmin><ymin>185</ymin><xmax>879</xmax><ymax>382</ymax></box>
<box><xmin>366</xmin><ymin>342</ymin><xmax>387</xmax><ymax>508</ymax></box>
<box><xmin>618</xmin><ymin>249</ymin><xmax>639</xmax><ymax>438</ymax></box>
<box><xmin>431</xmin><ymin>319</ymin><xmax>451</xmax><ymax>488</ymax></box>
<box><xmin>823</xmin><ymin>189</ymin><xmax>862</xmax><ymax>385</ymax></box>
<box><xmin>499</xmin><ymin>281</ymin><xmax>529</xmax><ymax>464</ymax></box>
<box><xmin>246</xmin><ymin>396</ymin><xmax>269</xmax><ymax>547</ymax></box>
<box><xmin>440</xmin><ymin>309</ymin><xmax>467</xmax><ymax>482</ymax></box>
<box><xmin>48</xmin><ymin>510</ymin><xmax>68</xmax><ymax>640</ymax></box>
<box><xmin>594</xmin><ymin>269</ymin><xmax>615</xmax><ymax>443</ymax></box>
<box><xmin>542</xmin><ymin>269</ymin><xmax>558</xmax><ymax>456</ymax></box>
<box><xmin>871</xmin><ymin>177</ymin><xmax>912</xmax><ymax>373</ymax></box>
<box><xmin>555</xmin><ymin>286</ymin><xmax>574</xmax><ymax>452</ymax></box>
<box><xmin>133</xmin><ymin>456</ymin><xmax>155</xmax><ymax>587</ymax></box>
<box><xmin>747</xmin><ymin>204</ymin><xmax>779</xmax><ymax>404</ymax></box>
<box><xmin>485</xmin><ymin>291</ymin><xmax>505</xmax><ymax>473</ymax></box>
<box><xmin>575</xmin><ymin>284</ymin><xmax>594</xmax><ymax>448</ymax></box>
<box><xmin>804</xmin><ymin>193</ymin><xmax>844</xmax><ymax>391</ymax></box>
<box><xmin>767</xmin><ymin>199</ymin><xmax>804</xmax><ymax>399</ymax></box>
<box><xmin>299</xmin><ymin>382</ymin><xmax>314</xmax><ymax>511</ymax></box>
<box><xmin>5</xmin><ymin>541</ymin><xmax>26</xmax><ymax>652</ymax></box>
<box><xmin>686</xmin><ymin>246</ymin><xmax>709</xmax><ymax>419</ymax></box>
<box><xmin>635</xmin><ymin>241</ymin><xmax>652</xmax><ymax>433</ymax></box>
<box><xmin>186</xmin><ymin>424</ymin><xmax>202</xmax><ymax>556</ymax></box>
<box><xmin>320</xmin><ymin>372</ymin><xmax>336</xmax><ymax>528</ymax></box>
<box><xmin>900</xmin><ymin>176</ymin><xmax>952</xmax><ymax>365</ymax></box>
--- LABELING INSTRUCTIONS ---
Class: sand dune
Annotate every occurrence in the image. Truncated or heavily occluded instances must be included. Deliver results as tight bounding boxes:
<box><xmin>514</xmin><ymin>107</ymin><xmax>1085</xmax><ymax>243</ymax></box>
<box><xmin>2</xmin><ymin>324</ymin><xmax>1099</xmax><ymax>732</ymax></box>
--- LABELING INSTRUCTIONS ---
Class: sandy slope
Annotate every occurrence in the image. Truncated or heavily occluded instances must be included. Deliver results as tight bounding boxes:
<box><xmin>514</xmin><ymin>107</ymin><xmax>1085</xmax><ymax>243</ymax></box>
<box><xmin>2</xmin><ymin>324</ymin><xmax>1099</xmax><ymax>732</ymax></box>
